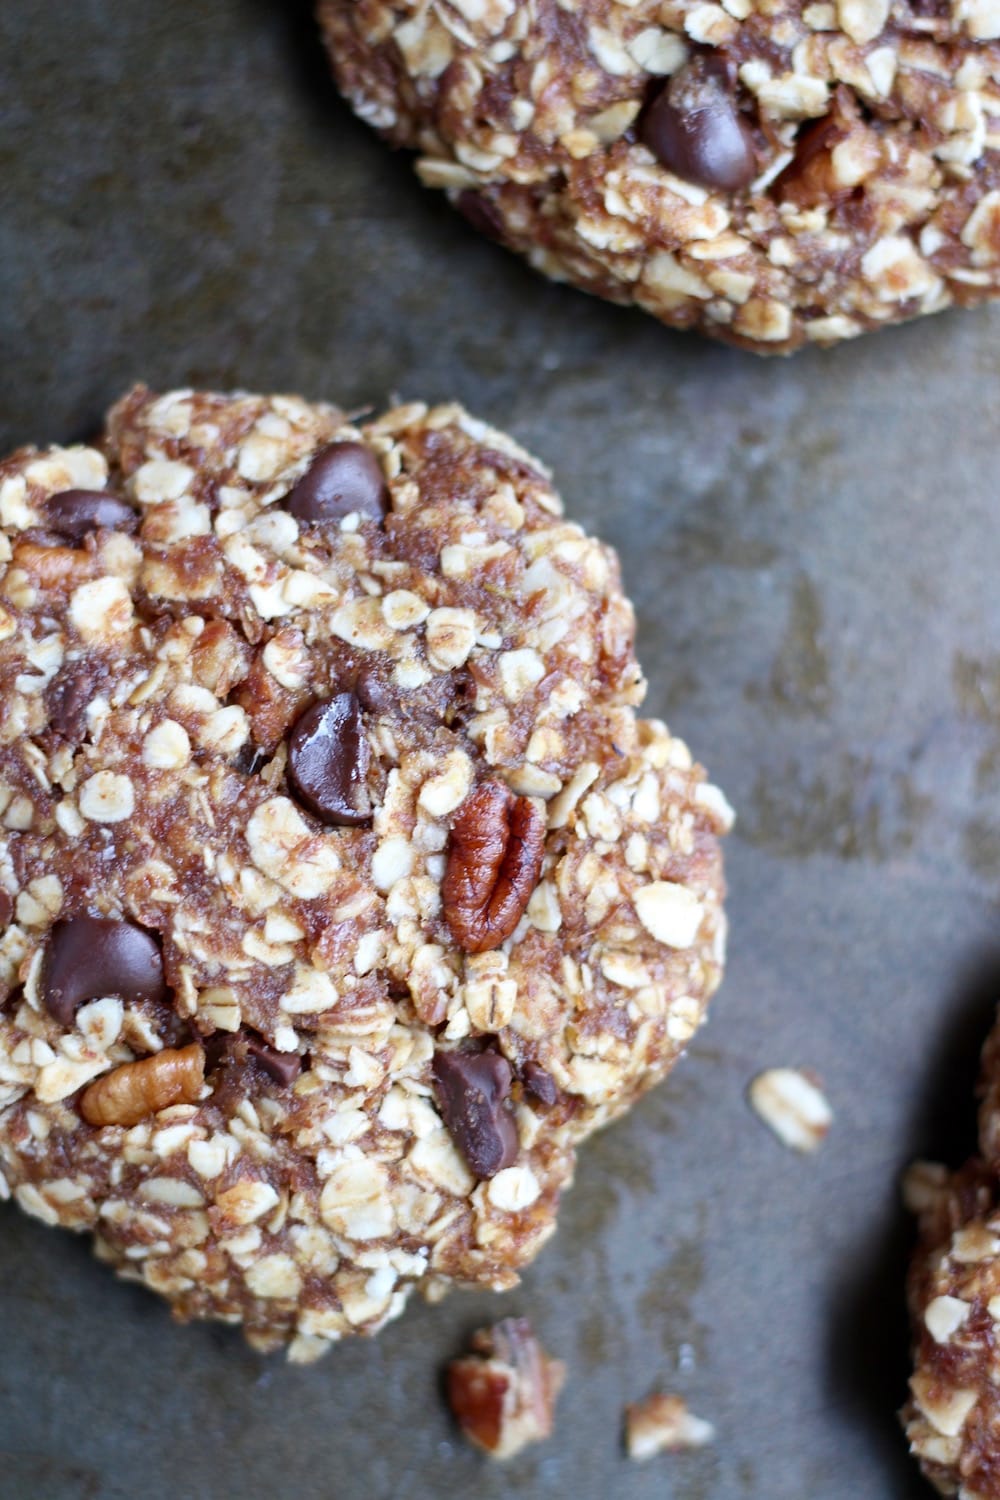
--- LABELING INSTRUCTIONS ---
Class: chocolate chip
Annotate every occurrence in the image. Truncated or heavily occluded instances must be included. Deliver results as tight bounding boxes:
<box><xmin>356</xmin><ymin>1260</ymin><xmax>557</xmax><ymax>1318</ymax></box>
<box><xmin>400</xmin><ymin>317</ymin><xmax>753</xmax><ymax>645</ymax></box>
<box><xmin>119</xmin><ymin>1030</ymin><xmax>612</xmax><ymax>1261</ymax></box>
<box><xmin>245</xmin><ymin>1031</ymin><xmax>302</xmax><ymax>1086</ymax></box>
<box><xmin>201</xmin><ymin>1029</ymin><xmax>231</xmax><ymax>1075</ymax></box>
<box><xmin>456</xmin><ymin>190</ymin><xmax>506</xmax><ymax>242</ymax></box>
<box><xmin>640</xmin><ymin>58</ymin><xmax>756</xmax><ymax>192</ymax></box>
<box><xmin>284</xmin><ymin>442</ymin><xmax>388</xmax><ymax>528</ymax></box>
<box><xmin>522</xmin><ymin>1062</ymin><xmax>558</xmax><ymax>1107</ymax></box>
<box><xmin>233</xmin><ymin>742</ymin><xmax>268</xmax><ymax>777</ymax></box>
<box><xmin>432</xmin><ymin>1049</ymin><xmax>519</xmax><ymax>1179</ymax></box>
<box><xmin>46</xmin><ymin>490</ymin><xmax>139</xmax><ymax>542</ymax></box>
<box><xmin>42</xmin><ymin>917</ymin><xmax>167</xmax><ymax>1026</ymax></box>
<box><xmin>46</xmin><ymin>660</ymin><xmax>101</xmax><ymax>741</ymax></box>
<box><xmin>354</xmin><ymin>664</ymin><xmax>392</xmax><ymax>715</ymax></box>
<box><xmin>287</xmin><ymin>693</ymin><xmax>372</xmax><ymax>826</ymax></box>
<box><xmin>0</xmin><ymin>890</ymin><xmax>12</xmax><ymax>930</ymax></box>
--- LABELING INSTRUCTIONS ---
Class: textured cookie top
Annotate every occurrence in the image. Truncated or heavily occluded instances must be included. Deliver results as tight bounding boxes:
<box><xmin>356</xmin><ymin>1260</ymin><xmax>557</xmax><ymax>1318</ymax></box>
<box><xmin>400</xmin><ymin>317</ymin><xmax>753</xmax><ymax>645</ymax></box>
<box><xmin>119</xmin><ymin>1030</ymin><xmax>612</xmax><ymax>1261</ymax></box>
<box><xmin>0</xmin><ymin>389</ymin><xmax>729</xmax><ymax>1358</ymax></box>
<box><xmin>321</xmin><ymin>0</ymin><xmax>1000</xmax><ymax>352</ymax></box>
<box><xmin>904</xmin><ymin>1018</ymin><xmax>1000</xmax><ymax>1496</ymax></box>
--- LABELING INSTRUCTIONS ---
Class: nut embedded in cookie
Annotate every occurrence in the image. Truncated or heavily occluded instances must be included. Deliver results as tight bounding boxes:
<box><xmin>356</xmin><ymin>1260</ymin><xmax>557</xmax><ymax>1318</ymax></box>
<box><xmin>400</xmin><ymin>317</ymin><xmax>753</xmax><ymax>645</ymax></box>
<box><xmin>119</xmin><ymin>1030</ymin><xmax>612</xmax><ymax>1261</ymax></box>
<box><xmin>0</xmin><ymin>386</ymin><xmax>730</xmax><ymax>1358</ymax></box>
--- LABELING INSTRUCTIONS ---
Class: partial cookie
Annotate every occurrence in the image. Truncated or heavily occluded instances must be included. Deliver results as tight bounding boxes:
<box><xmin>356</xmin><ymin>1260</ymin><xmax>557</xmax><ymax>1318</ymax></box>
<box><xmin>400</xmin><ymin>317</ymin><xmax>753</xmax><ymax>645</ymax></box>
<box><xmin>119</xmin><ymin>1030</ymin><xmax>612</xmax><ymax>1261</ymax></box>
<box><xmin>0</xmin><ymin>387</ymin><xmax>730</xmax><ymax>1358</ymax></box>
<box><xmin>319</xmin><ymin>1</ymin><xmax>1000</xmax><ymax>353</ymax></box>
<box><xmin>903</xmin><ymin>1016</ymin><xmax>1000</xmax><ymax>1495</ymax></box>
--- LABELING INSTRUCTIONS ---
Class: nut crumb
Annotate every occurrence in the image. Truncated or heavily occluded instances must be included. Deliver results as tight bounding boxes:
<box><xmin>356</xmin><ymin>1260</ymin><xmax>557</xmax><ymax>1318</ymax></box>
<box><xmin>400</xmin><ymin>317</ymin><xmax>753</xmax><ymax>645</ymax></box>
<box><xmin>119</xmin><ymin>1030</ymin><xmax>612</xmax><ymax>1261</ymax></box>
<box><xmin>625</xmin><ymin>1392</ymin><xmax>715</xmax><ymax>1461</ymax></box>
<box><xmin>447</xmin><ymin>1318</ymin><xmax>565</xmax><ymax>1459</ymax></box>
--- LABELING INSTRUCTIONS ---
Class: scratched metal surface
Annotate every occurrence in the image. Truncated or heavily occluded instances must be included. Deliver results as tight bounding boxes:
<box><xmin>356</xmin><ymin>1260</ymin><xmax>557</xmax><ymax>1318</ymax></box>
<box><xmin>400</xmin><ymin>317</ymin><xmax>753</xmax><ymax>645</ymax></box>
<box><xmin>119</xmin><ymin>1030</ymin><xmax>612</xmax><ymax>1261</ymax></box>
<box><xmin>2</xmin><ymin>4</ymin><xmax>1000</xmax><ymax>1497</ymax></box>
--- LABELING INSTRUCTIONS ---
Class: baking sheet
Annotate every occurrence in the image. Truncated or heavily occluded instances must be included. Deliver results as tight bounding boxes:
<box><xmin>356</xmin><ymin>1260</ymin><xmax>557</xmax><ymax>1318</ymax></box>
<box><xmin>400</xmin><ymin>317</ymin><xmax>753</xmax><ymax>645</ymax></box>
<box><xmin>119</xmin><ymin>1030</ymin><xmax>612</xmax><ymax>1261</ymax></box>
<box><xmin>3</xmin><ymin>3</ymin><xmax>1000</xmax><ymax>1495</ymax></box>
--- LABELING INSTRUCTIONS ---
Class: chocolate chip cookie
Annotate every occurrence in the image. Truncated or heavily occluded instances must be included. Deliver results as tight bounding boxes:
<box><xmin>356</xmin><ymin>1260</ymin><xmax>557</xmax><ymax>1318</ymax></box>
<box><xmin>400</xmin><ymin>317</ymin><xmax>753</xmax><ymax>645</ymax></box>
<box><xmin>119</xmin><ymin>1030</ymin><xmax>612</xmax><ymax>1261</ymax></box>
<box><xmin>903</xmin><ymin>1017</ymin><xmax>1000</xmax><ymax>1494</ymax></box>
<box><xmin>0</xmin><ymin>387</ymin><xmax>730</xmax><ymax>1358</ymax></box>
<box><xmin>319</xmin><ymin>0</ymin><xmax>1000</xmax><ymax>353</ymax></box>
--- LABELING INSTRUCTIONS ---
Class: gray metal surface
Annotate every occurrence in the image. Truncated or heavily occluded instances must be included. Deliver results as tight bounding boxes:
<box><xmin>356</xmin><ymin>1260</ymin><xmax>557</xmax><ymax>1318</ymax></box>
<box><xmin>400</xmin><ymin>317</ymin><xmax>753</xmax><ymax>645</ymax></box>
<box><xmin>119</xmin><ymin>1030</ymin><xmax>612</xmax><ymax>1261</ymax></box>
<box><xmin>2</xmin><ymin>3</ymin><xmax>999</xmax><ymax>1496</ymax></box>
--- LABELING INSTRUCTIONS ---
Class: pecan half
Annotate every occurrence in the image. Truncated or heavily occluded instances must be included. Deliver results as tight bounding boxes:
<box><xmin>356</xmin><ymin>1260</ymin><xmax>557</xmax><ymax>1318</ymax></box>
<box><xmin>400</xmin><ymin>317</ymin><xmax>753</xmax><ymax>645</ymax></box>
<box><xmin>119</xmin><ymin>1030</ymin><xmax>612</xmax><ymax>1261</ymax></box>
<box><xmin>447</xmin><ymin>1318</ymin><xmax>565</xmax><ymax>1459</ymax></box>
<box><xmin>442</xmin><ymin>780</ymin><xmax>545</xmax><ymax>954</ymax></box>
<box><xmin>80</xmin><ymin>1043</ymin><xmax>205</xmax><ymax>1127</ymax></box>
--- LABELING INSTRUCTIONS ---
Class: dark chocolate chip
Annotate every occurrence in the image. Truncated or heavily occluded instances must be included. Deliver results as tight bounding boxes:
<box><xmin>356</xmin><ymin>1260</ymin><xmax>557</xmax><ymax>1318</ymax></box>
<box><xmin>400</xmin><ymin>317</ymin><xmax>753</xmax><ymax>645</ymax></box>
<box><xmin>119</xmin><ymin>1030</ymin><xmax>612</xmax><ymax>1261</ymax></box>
<box><xmin>640</xmin><ymin>59</ymin><xmax>756</xmax><ymax>192</ymax></box>
<box><xmin>522</xmin><ymin>1062</ymin><xmax>558</xmax><ymax>1107</ymax></box>
<box><xmin>456</xmin><ymin>189</ymin><xmax>506</xmax><ymax>242</ymax></box>
<box><xmin>201</xmin><ymin>1029</ymin><xmax>231</xmax><ymax>1075</ymax></box>
<box><xmin>46</xmin><ymin>660</ymin><xmax>101</xmax><ymax>741</ymax></box>
<box><xmin>42</xmin><ymin>917</ymin><xmax>167</xmax><ymax>1026</ymax></box>
<box><xmin>46</xmin><ymin>490</ymin><xmax>139</xmax><ymax>542</ymax></box>
<box><xmin>287</xmin><ymin>693</ymin><xmax>371</xmax><ymax>826</ymax></box>
<box><xmin>432</xmin><ymin>1048</ymin><xmax>519</xmax><ymax>1179</ymax></box>
<box><xmin>0</xmin><ymin>890</ymin><xmax>12</xmax><ymax>930</ymax></box>
<box><xmin>233</xmin><ymin>742</ymin><xmax>268</xmax><ymax>777</ymax></box>
<box><xmin>245</xmin><ymin>1031</ymin><xmax>303</xmax><ymax>1086</ymax></box>
<box><xmin>284</xmin><ymin>442</ymin><xmax>388</xmax><ymax>528</ymax></box>
<box><xmin>354</xmin><ymin>664</ymin><xmax>392</xmax><ymax>715</ymax></box>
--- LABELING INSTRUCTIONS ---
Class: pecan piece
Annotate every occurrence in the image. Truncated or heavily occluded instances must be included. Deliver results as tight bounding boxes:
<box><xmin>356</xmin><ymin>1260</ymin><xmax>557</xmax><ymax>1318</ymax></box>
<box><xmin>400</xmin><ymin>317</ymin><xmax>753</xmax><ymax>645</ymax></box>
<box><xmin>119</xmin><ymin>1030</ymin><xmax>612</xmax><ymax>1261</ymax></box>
<box><xmin>442</xmin><ymin>780</ymin><xmax>545</xmax><ymax>953</ymax></box>
<box><xmin>13</xmin><ymin>540</ymin><xmax>94</xmax><ymax>589</ymax></box>
<box><xmin>624</xmin><ymin>1393</ymin><xmax>715</xmax><ymax>1461</ymax></box>
<box><xmin>447</xmin><ymin>1318</ymin><xmax>565</xmax><ymax>1459</ymax></box>
<box><xmin>236</xmin><ymin>645</ymin><xmax>310</xmax><ymax>753</ymax></box>
<box><xmin>80</xmin><ymin>1043</ymin><xmax>205</xmax><ymax>1127</ymax></box>
<box><xmin>777</xmin><ymin>91</ymin><xmax>880</xmax><ymax>207</ymax></box>
<box><xmin>190</xmin><ymin>619</ymin><xmax>252</xmax><ymax>697</ymax></box>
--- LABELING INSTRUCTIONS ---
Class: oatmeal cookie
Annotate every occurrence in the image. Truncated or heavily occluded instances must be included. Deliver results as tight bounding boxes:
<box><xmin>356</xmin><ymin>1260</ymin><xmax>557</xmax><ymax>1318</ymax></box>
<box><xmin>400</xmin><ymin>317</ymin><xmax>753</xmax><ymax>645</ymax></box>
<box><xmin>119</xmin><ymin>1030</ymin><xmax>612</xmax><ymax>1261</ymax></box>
<box><xmin>903</xmin><ymin>1016</ymin><xmax>1000</xmax><ymax>1495</ymax></box>
<box><xmin>319</xmin><ymin>0</ymin><xmax>1000</xmax><ymax>353</ymax></box>
<box><xmin>0</xmin><ymin>387</ymin><xmax>730</xmax><ymax>1358</ymax></box>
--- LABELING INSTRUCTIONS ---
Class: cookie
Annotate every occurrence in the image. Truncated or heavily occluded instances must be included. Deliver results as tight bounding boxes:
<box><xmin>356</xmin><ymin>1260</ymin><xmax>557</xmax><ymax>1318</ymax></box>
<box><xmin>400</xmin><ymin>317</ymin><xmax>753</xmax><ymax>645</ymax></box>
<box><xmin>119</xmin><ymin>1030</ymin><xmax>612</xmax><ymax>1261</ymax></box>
<box><xmin>0</xmin><ymin>387</ymin><xmax>730</xmax><ymax>1359</ymax></box>
<box><xmin>319</xmin><ymin>1</ymin><xmax>1000</xmax><ymax>354</ymax></box>
<box><xmin>903</xmin><ymin>1017</ymin><xmax>1000</xmax><ymax>1495</ymax></box>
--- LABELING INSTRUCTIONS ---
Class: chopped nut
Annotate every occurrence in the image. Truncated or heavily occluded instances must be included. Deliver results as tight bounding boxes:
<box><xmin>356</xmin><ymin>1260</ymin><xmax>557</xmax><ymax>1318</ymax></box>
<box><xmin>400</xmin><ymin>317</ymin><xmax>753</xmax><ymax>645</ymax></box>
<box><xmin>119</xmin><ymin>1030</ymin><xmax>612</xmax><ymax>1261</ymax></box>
<box><xmin>625</xmin><ymin>1393</ymin><xmax>715</xmax><ymax>1461</ymax></box>
<box><xmin>447</xmin><ymin>1319</ymin><xmax>565</xmax><ymax>1459</ymax></box>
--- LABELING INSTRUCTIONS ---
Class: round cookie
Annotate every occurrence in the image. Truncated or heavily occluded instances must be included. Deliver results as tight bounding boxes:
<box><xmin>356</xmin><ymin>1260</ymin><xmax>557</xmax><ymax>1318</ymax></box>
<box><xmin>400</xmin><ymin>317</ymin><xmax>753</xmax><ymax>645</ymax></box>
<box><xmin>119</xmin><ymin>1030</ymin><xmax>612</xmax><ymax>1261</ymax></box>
<box><xmin>319</xmin><ymin>0</ymin><xmax>1000</xmax><ymax>354</ymax></box>
<box><xmin>903</xmin><ymin>1016</ymin><xmax>1000</xmax><ymax>1495</ymax></box>
<box><xmin>0</xmin><ymin>387</ymin><xmax>730</xmax><ymax>1359</ymax></box>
